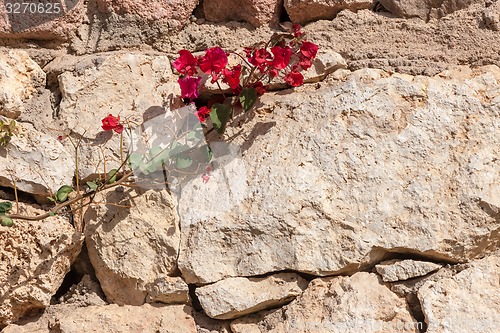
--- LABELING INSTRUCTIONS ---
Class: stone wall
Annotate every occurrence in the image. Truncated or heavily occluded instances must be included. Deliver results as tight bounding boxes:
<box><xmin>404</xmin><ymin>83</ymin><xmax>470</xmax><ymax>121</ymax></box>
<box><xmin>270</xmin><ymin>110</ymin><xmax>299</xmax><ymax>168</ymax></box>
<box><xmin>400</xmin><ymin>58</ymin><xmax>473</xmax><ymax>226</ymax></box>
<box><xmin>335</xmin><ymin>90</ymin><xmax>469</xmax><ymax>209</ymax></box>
<box><xmin>0</xmin><ymin>0</ymin><xmax>499</xmax><ymax>332</ymax></box>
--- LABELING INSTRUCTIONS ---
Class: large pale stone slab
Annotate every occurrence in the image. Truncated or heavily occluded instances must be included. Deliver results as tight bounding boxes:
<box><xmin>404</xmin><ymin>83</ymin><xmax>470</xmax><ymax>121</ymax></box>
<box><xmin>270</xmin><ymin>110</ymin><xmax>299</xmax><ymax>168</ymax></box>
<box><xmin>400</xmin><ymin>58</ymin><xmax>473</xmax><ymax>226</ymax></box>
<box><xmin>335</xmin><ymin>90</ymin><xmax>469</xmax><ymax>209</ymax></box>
<box><xmin>1</xmin><ymin>304</ymin><xmax>197</xmax><ymax>333</ymax></box>
<box><xmin>196</xmin><ymin>273</ymin><xmax>308</xmax><ymax>319</ymax></box>
<box><xmin>85</xmin><ymin>188</ymin><xmax>182</xmax><ymax>305</ymax></box>
<box><xmin>231</xmin><ymin>272</ymin><xmax>420</xmax><ymax>332</ymax></box>
<box><xmin>0</xmin><ymin>203</ymin><xmax>82</xmax><ymax>327</ymax></box>
<box><xmin>418</xmin><ymin>254</ymin><xmax>500</xmax><ymax>333</ymax></box>
<box><xmin>50</xmin><ymin>52</ymin><xmax>180</xmax><ymax>180</ymax></box>
<box><xmin>178</xmin><ymin>65</ymin><xmax>500</xmax><ymax>284</ymax></box>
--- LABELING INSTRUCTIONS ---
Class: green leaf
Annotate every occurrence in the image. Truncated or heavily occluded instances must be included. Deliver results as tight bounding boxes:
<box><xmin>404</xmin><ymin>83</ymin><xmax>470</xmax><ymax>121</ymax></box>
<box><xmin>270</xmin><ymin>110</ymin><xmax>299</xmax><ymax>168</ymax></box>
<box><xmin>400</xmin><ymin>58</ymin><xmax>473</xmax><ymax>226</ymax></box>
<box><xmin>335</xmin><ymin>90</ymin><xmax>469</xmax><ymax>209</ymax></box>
<box><xmin>49</xmin><ymin>212</ymin><xmax>57</xmax><ymax>216</ymax></box>
<box><xmin>139</xmin><ymin>161</ymin><xmax>158</xmax><ymax>175</ymax></box>
<box><xmin>107</xmin><ymin>169</ymin><xmax>118</xmax><ymax>184</ymax></box>
<box><xmin>149</xmin><ymin>146</ymin><xmax>170</xmax><ymax>167</ymax></box>
<box><xmin>239</xmin><ymin>88</ymin><xmax>257</xmax><ymax>112</ymax></box>
<box><xmin>0</xmin><ymin>202</ymin><xmax>12</xmax><ymax>214</ymax></box>
<box><xmin>210</xmin><ymin>103</ymin><xmax>232</xmax><ymax>134</ymax></box>
<box><xmin>86</xmin><ymin>181</ymin><xmax>98</xmax><ymax>192</ymax></box>
<box><xmin>56</xmin><ymin>185</ymin><xmax>73</xmax><ymax>202</ymax></box>
<box><xmin>176</xmin><ymin>155</ymin><xmax>193</xmax><ymax>169</ymax></box>
<box><xmin>186</xmin><ymin>124</ymin><xmax>205</xmax><ymax>143</ymax></box>
<box><xmin>169</xmin><ymin>142</ymin><xmax>191</xmax><ymax>158</ymax></box>
<box><xmin>128</xmin><ymin>153</ymin><xmax>143</xmax><ymax>170</ymax></box>
<box><xmin>0</xmin><ymin>215</ymin><xmax>13</xmax><ymax>227</ymax></box>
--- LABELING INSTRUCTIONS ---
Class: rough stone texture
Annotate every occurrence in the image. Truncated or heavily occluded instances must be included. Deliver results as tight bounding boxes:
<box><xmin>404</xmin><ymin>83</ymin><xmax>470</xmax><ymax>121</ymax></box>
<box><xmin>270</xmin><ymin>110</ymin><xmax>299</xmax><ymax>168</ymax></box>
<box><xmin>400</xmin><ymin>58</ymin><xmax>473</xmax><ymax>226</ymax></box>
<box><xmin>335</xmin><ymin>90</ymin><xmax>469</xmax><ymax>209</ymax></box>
<box><xmin>0</xmin><ymin>50</ymin><xmax>45</xmax><ymax>119</ymax></box>
<box><xmin>0</xmin><ymin>0</ymin><xmax>85</xmax><ymax>40</ymax></box>
<box><xmin>285</xmin><ymin>0</ymin><xmax>375</xmax><ymax>24</ymax></box>
<box><xmin>196</xmin><ymin>273</ymin><xmax>308</xmax><ymax>320</ymax></box>
<box><xmin>1</xmin><ymin>304</ymin><xmax>197</xmax><ymax>333</ymax></box>
<box><xmin>418</xmin><ymin>254</ymin><xmax>500</xmax><ymax>333</ymax></box>
<box><xmin>0</xmin><ymin>122</ymin><xmax>75</xmax><ymax>197</ymax></box>
<box><xmin>178</xmin><ymin>65</ymin><xmax>500</xmax><ymax>284</ymax></box>
<box><xmin>50</xmin><ymin>52</ymin><xmax>179</xmax><ymax>179</ymax></box>
<box><xmin>203</xmin><ymin>0</ymin><xmax>282</xmax><ymax>27</ymax></box>
<box><xmin>96</xmin><ymin>0</ymin><xmax>199</xmax><ymax>29</ymax></box>
<box><xmin>67</xmin><ymin>3</ymin><xmax>500</xmax><ymax>75</ymax></box>
<box><xmin>58</xmin><ymin>275</ymin><xmax>107</xmax><ymax>307</ymax></box>
<box><xmin>146</xmin><ymin>276</ymin><xmax>190</xmax><ymax>304</ymax></box>
<box><xmin>231</xmin><ymin>272</ymin><xmax>419</xmax><ymax>332</ymax></box>
<box><xmin>379</xmin><ymin>0</ymin><xmax>478</xmax><ymax>20</ymax></box>
<box><xmin>303</xmin><ymin>49</ymin><xmax>348</xmax><ymax>83</ymax></box>
<box><xmin>375</xmin><ymin>259</ymin><xmax>442</xmax><ymax>282</ymax></box>
<box><xmin>0</xmin><ymin>203</ymin><xmax>82</xmax><ymax>328</ymax></box>
<box><xmin>85</xmin><ymin>188</ymin><xmax>181</xmax><ymax>305</ymax></box>
<box><xmin>193</xmin><ymin>310</ymin><xmax>232</xmax><ymax>333</ymax></box>
<box><xmin>483</xmin><ymin>0</ymin><xmax>500</xmax><ymax>31</ymax></box>
<box><xmin>389</xmin><ymin>264</ymin><xmax>465</xmax><ymax>327</ymax></box>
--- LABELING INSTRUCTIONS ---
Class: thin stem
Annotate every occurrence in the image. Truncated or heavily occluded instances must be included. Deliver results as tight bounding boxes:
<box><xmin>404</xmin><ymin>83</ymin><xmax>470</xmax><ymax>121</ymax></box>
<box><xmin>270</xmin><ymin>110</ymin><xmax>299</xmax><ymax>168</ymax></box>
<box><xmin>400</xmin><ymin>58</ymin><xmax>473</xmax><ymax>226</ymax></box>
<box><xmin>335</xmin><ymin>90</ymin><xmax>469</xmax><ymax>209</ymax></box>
<box><xmin>7</xmin><ymin>170</ymin><xmax>135</xmax><ymax>221</ymax></box>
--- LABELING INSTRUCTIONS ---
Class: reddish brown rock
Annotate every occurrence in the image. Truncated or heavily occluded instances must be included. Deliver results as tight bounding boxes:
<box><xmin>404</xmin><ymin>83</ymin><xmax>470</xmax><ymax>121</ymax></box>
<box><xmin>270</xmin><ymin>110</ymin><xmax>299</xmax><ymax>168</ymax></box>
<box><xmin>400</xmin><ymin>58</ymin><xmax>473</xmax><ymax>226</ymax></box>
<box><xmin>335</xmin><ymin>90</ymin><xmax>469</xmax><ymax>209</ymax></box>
<box><xmin>378</xmin><ymin>0</ymin><xmax>478</xmax><ymax>21</ymax></box>
<box><xmin>285</xmin><ymin>0</ymin><xmax>374</xmax><ymax>24</ymax></box>
<box><xmin>96</xmin><ymin>0</ymin><xmax>199</xmax><ymax>28</ymax></box>
<box><xmin>0</xmin><ymin>0</ymin><xmax>85</xmax><ymax>40</ymax></box>
<box><xmin>203</xmin><ymin>0</ymin><xmax>282</xmax><ymax>27</ymax></box>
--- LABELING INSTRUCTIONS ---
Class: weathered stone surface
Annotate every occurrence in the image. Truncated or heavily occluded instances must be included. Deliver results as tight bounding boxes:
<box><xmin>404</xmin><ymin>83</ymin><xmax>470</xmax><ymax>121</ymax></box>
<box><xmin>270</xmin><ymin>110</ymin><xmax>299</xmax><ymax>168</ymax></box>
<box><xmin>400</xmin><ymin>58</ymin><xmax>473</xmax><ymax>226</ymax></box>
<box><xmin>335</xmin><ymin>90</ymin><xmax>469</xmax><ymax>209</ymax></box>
<box><xmin>0</xmin><ymin>50</ymin><xmax>45</xmax><ymax>119</ymax></box>
<box><xmin>96</xmin><ymin>0</ymin><xmax>198</xmax><ymax>29</ymax></box>
<box><xmin>303</xmin><ymin>49</ymin><xmax>347</xmax><ymax>83</ymax></box>
<box><xmin>51</xmin><ymin>52</ymin><xmax>180</xmax><ymax>179</ymax></box>
<box><xmin>1</xmin><ymin>304</ymin><xmax>197</xmax><ymax>333</ymax></box>
<box><xmin>146</xmin><ymin>276</ymin><xmax>190</xmax><ymax>304</ymax></box>
<box><xmin>285</xmin><ymin>0</ymin><xmax>374</xmax><ymax>24</ymax></box>
<box><xmin>484</xmin><ymin>0</ymin><xmax>500</xmax><ymax>31</ymax></box>
<box><xmin>0</xmin><ymin>122</ymin><xmax>75</xmax><ymax>197</ymax></box>
<box><xmin>379</xmin><ymin>0</ymin><xmax>478</xmax><ymax>20</ymax></box>
<box><xmin>376</xmin><ymin>259</ymin><xmax>442</xmax><ymax>282</ymax></box>
<box><xmin>0</xmin><ymin>204</ymin><xmax>82</xmax><ymax>327</ymax></box>
<box><xmin>418</xmin><ymin>254</ymin><xmax>500</xmax><ymax>333</ymax></box>
<box><xmin>204</xmin><ymin>0</ymin><xmax>282</xmax><ymax>27</ymax></box>
<box><xmin>0</xmin><ymin>0</ymin><xmax>85</xmax><ymax>39</ymax></box>
<box><xmin>85</xmin><ymin>188</ymin><xmax>181</xmax><ymax>305</ymax></box>
<box><xmin>178</xmin><ymin>66</ymin><xmax>500</xmax><ymax>284</ymax></box>
<box><xmin>196</xmin><ymin>273</ymin><xmax>308</xmax><ymax>320</ymax></box>
<box><xmin>231</xmin><ymin>272</ymin><xmax>419</xmax><ymax>332</ymax></box>
<box><xmin>58</xmin><ymin>275</ymin><xmax>107</xmax><ymax>307</ymax></box>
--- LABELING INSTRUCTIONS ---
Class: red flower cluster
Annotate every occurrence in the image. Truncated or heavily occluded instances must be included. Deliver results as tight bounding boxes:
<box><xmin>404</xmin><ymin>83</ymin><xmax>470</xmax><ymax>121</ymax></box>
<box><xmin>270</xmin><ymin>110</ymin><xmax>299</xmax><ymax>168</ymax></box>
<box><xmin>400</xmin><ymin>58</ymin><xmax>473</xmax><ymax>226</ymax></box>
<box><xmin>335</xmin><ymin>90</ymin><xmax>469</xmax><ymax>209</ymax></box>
<box><xmin>172</xmin><ymin>24</ymin><xmax>319</xmax><ymax>123</ymax></box>
<box><xmin>101</xmin><ymin>114</ymin><xmax>123</xmax><ymax>134</ymax></box>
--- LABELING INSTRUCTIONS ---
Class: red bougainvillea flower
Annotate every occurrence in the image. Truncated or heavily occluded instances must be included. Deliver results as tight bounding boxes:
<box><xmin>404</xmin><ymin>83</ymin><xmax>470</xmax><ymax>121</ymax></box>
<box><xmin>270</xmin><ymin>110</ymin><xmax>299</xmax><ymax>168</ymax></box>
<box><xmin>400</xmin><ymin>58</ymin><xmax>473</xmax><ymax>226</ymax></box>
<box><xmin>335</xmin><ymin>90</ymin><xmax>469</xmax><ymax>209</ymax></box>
<box><xmin>173</xmin><ymin>50</ymin><xmax>198</xmax><ymax>76</ymax></box>
<box><xmin>270</xmin><ymin>46</ymin><xmax>293</xmax><ymax>70</ymax></box>
<box><xmin>292</xmin><ymin>24</ymin><xmax>304</xmax><ymax>38</ymax></box>
<box><xmin>300</xmin><ymin>41</ymin><xmax>318</xmax><ymax>60</ymax></box>
<box><xmin>195</xmin><ymin>106</ymin><xmax>211</xmax><ymax>122</ymax></box>
<box><xmin>178</xmin><ymin>76</ymin><xmax>202</xmax><ymax>100</ymax></box>
<box><xmin>101</xmin><ymin>114</ymin><xmax>124</xmax><ymax>134</ymax></box>
<box><xmin>222</xmin><ymin>65</ymin><xmax>242</xmax><ymax>92</ymax></box>
<box><xmin>249</xmin><ymin>48</ymin><xmax>272</xmax><ymax>73</ymax></box>
<box><xmin>198</xmin><ymin>47</ymin><xmax>228</xmax><ymax>82</ymax></box>
<box><xmin>251</xmin><ymin>81</ymin><xmax>267</xmax><ymax>96</ymax></box>
<box><xmin>284</xmin><ymin>70</ymin><xmax>304</xmax><ymax>87</ymax></box>
<box><xmin>202</xmin><ymin>164</ymin><xmax>213</xmax><ymax>184</ymax></box>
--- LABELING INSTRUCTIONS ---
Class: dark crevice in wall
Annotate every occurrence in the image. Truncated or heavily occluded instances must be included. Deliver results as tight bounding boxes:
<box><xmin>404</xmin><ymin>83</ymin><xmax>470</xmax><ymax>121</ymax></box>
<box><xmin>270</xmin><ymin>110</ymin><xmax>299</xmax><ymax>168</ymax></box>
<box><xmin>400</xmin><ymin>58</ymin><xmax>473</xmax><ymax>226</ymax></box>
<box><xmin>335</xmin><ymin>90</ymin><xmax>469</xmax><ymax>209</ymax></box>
<box><xmin>188</xmin><ymin>284</ymin><xmax>203</xmax><ymax>311</ymax></box>
<box><xmin>279</xmin><ymin>0</ymin><xmax>291</xmax><ymax>23</ymax></box>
